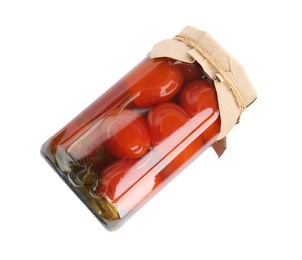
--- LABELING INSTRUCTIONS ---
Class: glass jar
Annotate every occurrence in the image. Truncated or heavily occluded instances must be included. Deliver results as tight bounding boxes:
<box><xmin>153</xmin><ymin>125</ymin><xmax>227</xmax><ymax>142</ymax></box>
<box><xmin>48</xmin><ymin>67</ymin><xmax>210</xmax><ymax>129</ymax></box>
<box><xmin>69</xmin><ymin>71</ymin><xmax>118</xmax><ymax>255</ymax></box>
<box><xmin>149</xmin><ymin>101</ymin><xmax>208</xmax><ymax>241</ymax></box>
<box><xmin>41</xmin><ymin>25</ymin><xmax>258</xmax><ymax>231</ymax></box>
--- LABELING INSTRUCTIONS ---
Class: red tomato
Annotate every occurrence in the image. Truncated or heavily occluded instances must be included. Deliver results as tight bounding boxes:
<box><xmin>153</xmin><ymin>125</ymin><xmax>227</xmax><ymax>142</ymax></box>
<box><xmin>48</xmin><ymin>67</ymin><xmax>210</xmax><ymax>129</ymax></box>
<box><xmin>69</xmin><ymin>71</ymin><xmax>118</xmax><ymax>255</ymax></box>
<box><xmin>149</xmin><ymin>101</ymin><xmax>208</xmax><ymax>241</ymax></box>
<box><xmin>97</xmin><ymin>159</ymin><xmax>162</xmax><ymax>213</ymax></box>
<box><xmin>179</xmin><ymin>80</ymin><xmax>221</xmax><ymax>143</ymax></box>
<box><xmin>146</xmin><ymin>101</ymin><xmax>204</xmax><ymax>185</ymax></box>
<box><xmin>147</xmin><ymin>102</ymin><xmax>190</xmax><ymax>146</ymax></box>
<box><xmin>100</xmin><ymin>108</ymin><xmax>150</xmax><ymax>159</ymax></box>
<box><xmin>97</xmin><ymin>160</ymin><xmax>138</xmax><ymax>204</ymax></box>
<box><xmin>126</xmin><ymin>57</ymin><xmax>184</xmax><ymax>107</ymax></box>
<box><xmin>179</xmin><ymin>79</ymin><xmax>218</xmax><ymax>117</ymax></box>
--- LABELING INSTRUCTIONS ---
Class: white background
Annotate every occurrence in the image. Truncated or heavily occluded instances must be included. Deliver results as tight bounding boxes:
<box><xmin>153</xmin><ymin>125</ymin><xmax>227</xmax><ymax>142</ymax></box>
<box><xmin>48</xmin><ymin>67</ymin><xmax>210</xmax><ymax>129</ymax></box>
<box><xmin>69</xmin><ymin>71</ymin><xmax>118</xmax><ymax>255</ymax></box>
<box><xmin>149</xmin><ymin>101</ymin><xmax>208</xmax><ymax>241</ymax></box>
<box><xmin>1</xmin><ymin>0</ymin><xmax>301</xmax><ymax>259</ymax></box>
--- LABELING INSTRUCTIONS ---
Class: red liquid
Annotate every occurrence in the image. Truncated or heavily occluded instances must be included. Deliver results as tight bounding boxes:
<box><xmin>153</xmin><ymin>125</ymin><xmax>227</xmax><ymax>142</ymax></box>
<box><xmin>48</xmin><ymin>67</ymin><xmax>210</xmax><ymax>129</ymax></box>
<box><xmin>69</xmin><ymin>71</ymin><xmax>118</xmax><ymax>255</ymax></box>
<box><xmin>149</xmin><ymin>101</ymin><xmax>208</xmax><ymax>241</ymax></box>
<box><xmin>41</xmin><ymin>55</ymin><xmax>221</xmax><ymax>230</ymax></box>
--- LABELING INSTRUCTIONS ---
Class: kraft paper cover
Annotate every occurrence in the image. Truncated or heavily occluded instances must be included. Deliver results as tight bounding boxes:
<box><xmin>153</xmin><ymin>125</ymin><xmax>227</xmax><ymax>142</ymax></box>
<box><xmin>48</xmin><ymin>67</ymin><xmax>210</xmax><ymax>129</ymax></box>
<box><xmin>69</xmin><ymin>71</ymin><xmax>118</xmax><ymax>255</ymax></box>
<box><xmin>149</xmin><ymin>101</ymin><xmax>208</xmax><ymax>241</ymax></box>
<box><xmin>150</xmin><ymin>26</ymin><xmax>257</xmax><ymax>156</ymax></box>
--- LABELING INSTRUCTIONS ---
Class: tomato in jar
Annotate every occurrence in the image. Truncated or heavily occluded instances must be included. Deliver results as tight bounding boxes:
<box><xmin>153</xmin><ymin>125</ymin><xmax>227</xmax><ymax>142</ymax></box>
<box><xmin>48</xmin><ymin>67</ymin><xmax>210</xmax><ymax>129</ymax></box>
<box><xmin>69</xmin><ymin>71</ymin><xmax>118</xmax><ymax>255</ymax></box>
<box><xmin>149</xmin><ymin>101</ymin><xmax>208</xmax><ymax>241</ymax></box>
<box><xmin>126</xmin><ymin>57</ymin><xmax>184</xmax><ymax>107</ymax></box>
<box><xmin>179</xmin><ymin>80</ymin><xmax>221</xmax><ymax>143</ymax></box>
<box><xmin>146</xmin><ymin>102</ymin><xmax>205</xmax><ymax>185</ymax></box>
<box><xmin>179</xmin><ymin>80</ymin><xmax>218</xmax><ymax>116</ymax></box>
<box><xmin>97</xmin><ymin>160</ymin><xmax>138</xmax><ymax>204</ymax></box>
<box><xmin>100</xmin><ymin>108</ymin><xmax>151</xmax><ymax>159</ymax></box>
<box><xmin>147</xmin><ymin>102</ymin><xmax>190</xmax><ymax>146</ymax></box>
